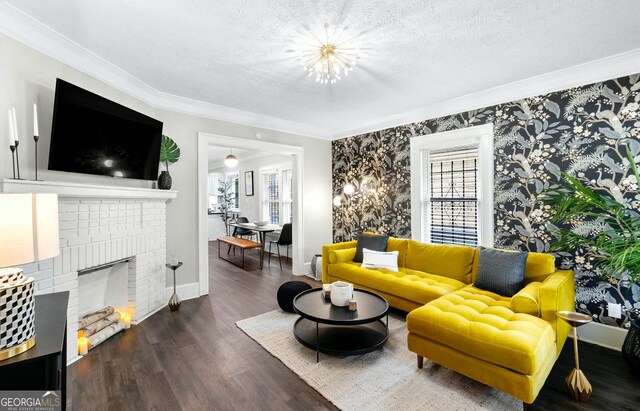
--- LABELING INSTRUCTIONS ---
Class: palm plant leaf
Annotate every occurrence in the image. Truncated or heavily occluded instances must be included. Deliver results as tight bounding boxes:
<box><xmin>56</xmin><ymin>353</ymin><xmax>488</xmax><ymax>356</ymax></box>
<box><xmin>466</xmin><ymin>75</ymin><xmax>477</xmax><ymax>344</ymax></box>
<box><xmin>160</xmin><ymin>135</ymin><xmax>181</xmax><ymax>164</ymax></box>
<box><xmin>543</xmin><ymin>148</ymin><xmax>640</xmax><ymax>283</ymax></box>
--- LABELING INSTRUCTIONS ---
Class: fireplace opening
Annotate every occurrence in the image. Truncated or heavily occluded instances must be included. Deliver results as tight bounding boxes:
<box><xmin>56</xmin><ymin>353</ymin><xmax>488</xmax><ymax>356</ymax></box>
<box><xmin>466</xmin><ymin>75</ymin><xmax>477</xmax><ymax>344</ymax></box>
<box><xmin>76</xmin><ymin>258</ymin><xmax>133</xmax><ymax>355</ymax></box>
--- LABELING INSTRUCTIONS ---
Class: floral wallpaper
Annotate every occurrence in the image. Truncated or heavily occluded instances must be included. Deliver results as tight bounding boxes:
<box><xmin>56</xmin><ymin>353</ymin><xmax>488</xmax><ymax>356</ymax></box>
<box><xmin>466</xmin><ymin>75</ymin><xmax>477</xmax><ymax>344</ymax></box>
<box><xmin>332</xmin><ymin>73</ymin><xmax>640</xmax><ymax>328</ymax></box>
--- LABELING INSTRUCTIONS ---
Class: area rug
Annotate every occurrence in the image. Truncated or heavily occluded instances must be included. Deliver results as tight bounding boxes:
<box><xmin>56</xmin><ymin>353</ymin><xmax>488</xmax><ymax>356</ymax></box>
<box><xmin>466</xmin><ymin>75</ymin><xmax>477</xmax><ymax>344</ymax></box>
<box><xmin>236</xmin><ymin>310</ymin><xmax>521</xmax><ymax>410</ymax></box>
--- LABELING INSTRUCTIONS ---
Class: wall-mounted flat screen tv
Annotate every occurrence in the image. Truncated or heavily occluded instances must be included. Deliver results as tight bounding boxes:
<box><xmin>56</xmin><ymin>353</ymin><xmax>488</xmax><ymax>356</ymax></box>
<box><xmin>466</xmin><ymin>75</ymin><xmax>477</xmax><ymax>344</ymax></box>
<box><xmin>48</xmin><ymin>78</ymin><xmax>163</xmax><ymax>180</ymax></box>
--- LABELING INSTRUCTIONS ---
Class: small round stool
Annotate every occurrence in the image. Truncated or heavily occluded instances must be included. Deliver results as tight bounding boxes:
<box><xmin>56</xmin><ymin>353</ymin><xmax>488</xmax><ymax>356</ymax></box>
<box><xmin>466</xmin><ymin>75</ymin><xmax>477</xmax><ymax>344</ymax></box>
<box><xmin>277</xmin><ymin>281</ymin><xmax>312</xmax><ymax>313</ymax></box>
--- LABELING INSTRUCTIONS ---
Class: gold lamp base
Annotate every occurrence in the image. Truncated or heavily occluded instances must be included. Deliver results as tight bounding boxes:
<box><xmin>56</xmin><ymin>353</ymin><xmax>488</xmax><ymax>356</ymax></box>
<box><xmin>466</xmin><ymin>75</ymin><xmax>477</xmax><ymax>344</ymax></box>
<box><xmin>0</xmin><ymin>336</ymin><xmax>36</xmax><ymax>361</ymax></box>
<box><xmin>566</xmin><ymin>367</ymin><xmax>592</xmax><ymax>402</ymax></box>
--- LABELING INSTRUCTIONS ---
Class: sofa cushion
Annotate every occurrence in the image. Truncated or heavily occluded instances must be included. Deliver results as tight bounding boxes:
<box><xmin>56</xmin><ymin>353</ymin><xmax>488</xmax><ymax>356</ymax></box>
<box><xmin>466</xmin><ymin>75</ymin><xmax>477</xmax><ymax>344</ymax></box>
<box><xmin>511</xmin><ymin>282</ymin><xmax>541</xmax><ymax>316</ymax></box>
<box><xmin>354</xmin><ymin>234</ymin><xmax>389</xmax><ymax>262</ymax></box>
<box><xmin>405</xmin><ymin>240</ymin><xmax>476</xmax><ymax>283</ymax></box>
<box><xmin>361</xmin><ymin>249</ymin><xmax>399</xmax><ymax>272</ymax></box>
<box><xmin>329</xmin><ymin>248</ymin><xmax>356</xmax><ymax>264</ymax></box>
<box><xmin>406</xmin><ymin>285</ymin><xmax>556</xmax><ymax>375</ymax></box>
<box><xmin>386</xmin><ymin>238</ymin><xmax>408</xmax><ymax>268</ymax></box>
<box><xmin>474</xmin><ymin>248</ymin><xmax>528</xmax><ymax>297</ymax></box>
<box><xmin>471</xmin><ymin>250</ymin><xmax>556</xmax><ymax>283</ymax></box>
<box><xmin>523</xmin><ymin>253</ymin><xmax>556</xmax><ymax>282</ymax></box>
<box><xmin>327</xmin><ymin>263</ymin><xmax>466</xmax><ymax>305</ymax></box>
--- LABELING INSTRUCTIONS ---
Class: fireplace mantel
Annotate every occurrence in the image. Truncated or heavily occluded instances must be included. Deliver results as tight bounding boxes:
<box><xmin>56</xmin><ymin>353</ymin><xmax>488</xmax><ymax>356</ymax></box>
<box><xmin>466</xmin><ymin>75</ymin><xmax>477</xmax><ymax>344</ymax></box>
<box><xmin>1</xmin><ymin>179</ymin><xmax>177</xmax><ymax>200</ymax></box>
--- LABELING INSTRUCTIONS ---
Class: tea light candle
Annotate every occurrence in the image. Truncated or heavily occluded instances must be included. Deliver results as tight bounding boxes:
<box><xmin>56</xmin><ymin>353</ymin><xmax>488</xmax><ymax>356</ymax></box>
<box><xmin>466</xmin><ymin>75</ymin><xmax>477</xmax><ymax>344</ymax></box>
<box><xmin>348</xmin><ymin>298</ymin><xmax>357</xmax><ymax>311</ymax></box>
<box><xmin>322</xmin><ymin>284</ymin><xmax>332</xmax><ymax>300</ymax></box>
<box><xmin>78</xmin><ymin>337</ymin><xmax>89</xmax><ymax>355</ymax></box>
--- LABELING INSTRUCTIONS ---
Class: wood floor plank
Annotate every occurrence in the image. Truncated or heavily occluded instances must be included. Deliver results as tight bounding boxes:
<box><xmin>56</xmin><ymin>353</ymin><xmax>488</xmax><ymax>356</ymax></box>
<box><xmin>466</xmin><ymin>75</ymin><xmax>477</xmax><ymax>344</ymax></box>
<box><xmin>66</xmin><ymin>241</ymin><xmax>639</xmax><ymax>410</ymax></box>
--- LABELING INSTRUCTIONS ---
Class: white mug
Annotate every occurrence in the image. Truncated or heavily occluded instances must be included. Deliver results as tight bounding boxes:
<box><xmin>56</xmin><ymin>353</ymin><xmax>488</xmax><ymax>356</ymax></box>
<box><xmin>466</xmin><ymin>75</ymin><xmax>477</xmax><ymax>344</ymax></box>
<box><xmin>330</xmin><ymin>281</ymin><xmax>353</xmax><ymax>307</ymax></box>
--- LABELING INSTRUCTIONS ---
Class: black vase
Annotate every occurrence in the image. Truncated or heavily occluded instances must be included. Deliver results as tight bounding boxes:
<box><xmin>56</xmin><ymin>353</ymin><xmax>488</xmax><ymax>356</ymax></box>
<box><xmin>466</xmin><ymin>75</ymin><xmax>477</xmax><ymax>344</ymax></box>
<box><xmin>622</xmin><ymin>319</ymin><xmax>640</xmax><ymax>377</ymax></box>
<box><xmin>158</xmin><ymin>170</ymin><xmax>172</xmax><ymax>190</ymax></box>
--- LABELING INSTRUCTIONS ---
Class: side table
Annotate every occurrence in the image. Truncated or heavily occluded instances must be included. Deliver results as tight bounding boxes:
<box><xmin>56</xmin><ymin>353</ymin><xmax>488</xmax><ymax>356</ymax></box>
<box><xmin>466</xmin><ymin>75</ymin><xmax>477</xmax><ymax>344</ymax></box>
<box><xmin>557</xmin><ymin>310</ymin><xmax>593</xmax><ymax>402</ymax></box>
<box><xmin>166</xmin><ymin>262</ymin><xmax>183</xmax><ymax>311</ymax></box>
<box><xmin>0</xmin><ymin>292</ymin><xmax>69</xmax><ymax>410</ymax></box>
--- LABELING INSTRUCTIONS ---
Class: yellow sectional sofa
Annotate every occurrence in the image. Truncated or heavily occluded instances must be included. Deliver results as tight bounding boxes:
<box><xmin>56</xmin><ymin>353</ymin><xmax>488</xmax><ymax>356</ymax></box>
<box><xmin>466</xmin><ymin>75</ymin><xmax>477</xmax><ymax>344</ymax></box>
<box><xmin>321</xmin><ymin>238</ymin><xmax>575</xmax><ymax>405</ymax></box>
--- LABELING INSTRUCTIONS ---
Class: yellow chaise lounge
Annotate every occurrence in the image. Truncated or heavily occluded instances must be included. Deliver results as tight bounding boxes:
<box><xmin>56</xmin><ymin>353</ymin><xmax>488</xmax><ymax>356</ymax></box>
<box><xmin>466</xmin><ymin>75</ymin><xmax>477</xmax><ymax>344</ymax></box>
<box><xmin>322</xmin><ymin>238</ymin><xmax>574</xmax><ymax>406</ymax></box>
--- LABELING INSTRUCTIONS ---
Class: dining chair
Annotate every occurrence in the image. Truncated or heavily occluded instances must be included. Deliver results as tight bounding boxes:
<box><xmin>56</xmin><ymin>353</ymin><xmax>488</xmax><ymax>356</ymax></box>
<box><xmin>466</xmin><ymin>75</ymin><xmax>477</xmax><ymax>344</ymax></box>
<box><xmin>232</xmin><ymin>217</ymin><xmax>258</xmax><ymax>242</ymax></box>
<box><xmin>227</xmin><ymin>217</ymin><xmax>258</xmax><ymax>255</ymax></box>
<box><xmin>268</xmin><ymin>223</ymin><xmax>292</xmax><ymax>269</ymax></box>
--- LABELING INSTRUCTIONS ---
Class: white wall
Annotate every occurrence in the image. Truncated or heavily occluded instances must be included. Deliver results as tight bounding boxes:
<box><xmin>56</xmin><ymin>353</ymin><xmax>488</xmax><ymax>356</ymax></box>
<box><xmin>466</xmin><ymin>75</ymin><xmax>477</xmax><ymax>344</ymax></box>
<box><xmin>0</xmin><ymin>33</ymin><xmax>333</xmax><ymax>288</ymax></box>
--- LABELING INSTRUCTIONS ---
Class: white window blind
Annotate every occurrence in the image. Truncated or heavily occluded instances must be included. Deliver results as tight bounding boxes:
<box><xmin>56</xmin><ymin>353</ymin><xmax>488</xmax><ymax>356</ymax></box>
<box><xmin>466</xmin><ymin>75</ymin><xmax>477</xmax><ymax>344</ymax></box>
<box><xmin>423</xmin><ymin>147</ymin><xmax>479</xmax><ymax>246</ymax></box>
<box><xmin>282</xmin><ymin>169</ymin><xmax>293</xmax><ymax>224</ymax></box>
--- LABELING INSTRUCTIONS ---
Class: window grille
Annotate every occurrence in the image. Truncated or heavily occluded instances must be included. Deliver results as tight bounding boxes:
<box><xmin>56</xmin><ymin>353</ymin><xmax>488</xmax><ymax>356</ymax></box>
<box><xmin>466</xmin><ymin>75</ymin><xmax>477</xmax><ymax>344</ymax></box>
<box><xmin>262</xmin><ymin>171</ymin><xmax>280</xmax><ymax>224</ymax></box>
<box><xmin>423</xmin><ymin>147</ymin><xmax>478</xmax><ymax>246</ymax></box>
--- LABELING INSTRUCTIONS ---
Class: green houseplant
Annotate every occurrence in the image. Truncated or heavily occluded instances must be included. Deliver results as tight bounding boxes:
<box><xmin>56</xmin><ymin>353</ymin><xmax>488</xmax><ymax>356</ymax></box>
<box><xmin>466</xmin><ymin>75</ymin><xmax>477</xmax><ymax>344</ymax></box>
<box><xmin>543</xmin><ymin>154</ymin><xmax>640</xmax><ymax>284</ymax></box>
<box><xmin>542</xmin><ymin>150</ymin><xmax>640</xmax><ymax>373</ymax></box>
<box><xmin>158</xmin><ymin>134</ymin><xmax>180</xmax><ymax>190</ymax></box>
<box><xmin>217</xmin><ymin>180</ymin><xmax>236</xmax><ymax>234</ymax></box>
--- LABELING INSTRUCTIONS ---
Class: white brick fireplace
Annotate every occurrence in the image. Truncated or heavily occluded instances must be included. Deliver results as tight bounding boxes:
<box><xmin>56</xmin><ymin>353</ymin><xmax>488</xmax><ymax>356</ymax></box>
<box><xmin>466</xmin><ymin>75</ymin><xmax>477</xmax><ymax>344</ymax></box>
<box><xmin>1</xmin><ymin>179</ymin><xmax>177</xmax><ymax>363</ymax></box>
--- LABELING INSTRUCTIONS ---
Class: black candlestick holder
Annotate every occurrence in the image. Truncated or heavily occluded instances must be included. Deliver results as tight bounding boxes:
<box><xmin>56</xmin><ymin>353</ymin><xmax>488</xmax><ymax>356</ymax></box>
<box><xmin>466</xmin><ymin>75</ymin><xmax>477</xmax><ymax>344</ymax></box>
<box><xmin>9</xmin><ymin>145</ymin><xmax>16</xmax><ymax>179</ymax></box>
<box><xmin>33</xmin><ymin>135</ymin><xmax>42</xmax><ymax>181</ymax></box>
<box><xmin>14</xmin><ymin>140</ymin><xmax>22</xmax><ymax>180</ymax></box>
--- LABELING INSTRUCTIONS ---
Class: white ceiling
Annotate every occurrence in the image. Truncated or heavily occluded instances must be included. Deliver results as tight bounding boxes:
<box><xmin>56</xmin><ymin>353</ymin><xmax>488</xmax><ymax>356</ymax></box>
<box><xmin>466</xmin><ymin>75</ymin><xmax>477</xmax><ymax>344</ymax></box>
<box><xmin>5</xmin><ymin>1</ymin><xmax>640</xmax><ymax>139</ymax></box>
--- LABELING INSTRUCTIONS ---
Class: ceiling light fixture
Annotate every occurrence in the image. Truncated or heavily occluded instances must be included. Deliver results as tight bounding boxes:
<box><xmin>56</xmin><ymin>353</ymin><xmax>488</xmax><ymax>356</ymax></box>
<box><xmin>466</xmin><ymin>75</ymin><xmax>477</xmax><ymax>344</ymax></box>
<box><xmin>301</xmin><ymin>23</ymin><xmax>357</xmax><ymax>85</ymax></box>
<box><xmin>224</xmin><ymin>149</ymin><xmax>238</xmax><ymax>168</ymax></box>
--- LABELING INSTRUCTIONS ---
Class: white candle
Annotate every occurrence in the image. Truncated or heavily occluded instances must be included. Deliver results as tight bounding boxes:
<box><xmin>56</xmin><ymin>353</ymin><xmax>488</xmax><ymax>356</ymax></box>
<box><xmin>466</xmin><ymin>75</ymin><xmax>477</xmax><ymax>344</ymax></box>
<box><xmin>7</xmin><ymin>109</ymin><xmax>14</xmax><ymax>146</ymax></box>
<box><xmin>11</xmin><ymin>107</ymin><xmax>18</xmax><ymax>143</ymax></box>
<box><xmin>123</xmin><ymin>313</ymin><xmax>131</xmax><ymax>329</ymax></box>
<box><xmin>33</xmin><ymin>103</ymin><xmax>39</xmax><ymax>136</ymax></box>
<box><xmin>78</xmin><ymin>337</ymin><xmax>89</xmax><ymax>355</ymax></box>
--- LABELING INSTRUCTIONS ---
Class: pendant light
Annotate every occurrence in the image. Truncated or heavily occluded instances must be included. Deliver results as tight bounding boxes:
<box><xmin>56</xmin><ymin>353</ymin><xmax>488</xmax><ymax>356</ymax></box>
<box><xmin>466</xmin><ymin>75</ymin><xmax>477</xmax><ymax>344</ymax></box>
<box><xmin>224</xmin><ymin>148</ymin><xmax>238</xmax><ymax>168</ymax></box>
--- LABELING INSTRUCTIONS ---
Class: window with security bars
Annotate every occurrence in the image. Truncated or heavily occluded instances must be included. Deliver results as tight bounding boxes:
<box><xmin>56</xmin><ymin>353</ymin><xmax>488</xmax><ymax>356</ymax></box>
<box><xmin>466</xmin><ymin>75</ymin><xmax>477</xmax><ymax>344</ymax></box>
<box><xmin>423</xmin><ymin>147</ymin><xmax>479</xmax><ymax>246</ymax></box>
<box><xmin>262</xmin><ymin>171</ymin><xmax>280</xmax><ymax>224</ymax></box>
<box><xmin>261</xmin><ymin>167</ymin><xmax>293</xmax><ymax>225</ymax></box>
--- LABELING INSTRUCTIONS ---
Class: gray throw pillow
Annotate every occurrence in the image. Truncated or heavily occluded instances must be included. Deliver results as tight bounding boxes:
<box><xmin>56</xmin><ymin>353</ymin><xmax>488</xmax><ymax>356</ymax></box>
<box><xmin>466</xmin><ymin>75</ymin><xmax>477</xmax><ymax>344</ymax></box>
<box><xmin>354</xmin><ymin>234</ymin><xmax>389</xmax><ymax>263</ymax></box>
<box><xmin>474</xmin><ymin>247</ymin><xmax>528</xmax><ymax>297</ymax></box>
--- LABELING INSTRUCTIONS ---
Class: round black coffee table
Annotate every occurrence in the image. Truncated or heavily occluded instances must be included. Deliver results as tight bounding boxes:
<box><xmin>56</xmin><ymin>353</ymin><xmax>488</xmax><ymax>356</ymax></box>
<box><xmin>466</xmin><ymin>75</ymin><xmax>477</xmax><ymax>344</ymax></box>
<box><xmin>292</xmin><ymin>288</ymin><xmax>389</xmax><ymax>362</ymax></box>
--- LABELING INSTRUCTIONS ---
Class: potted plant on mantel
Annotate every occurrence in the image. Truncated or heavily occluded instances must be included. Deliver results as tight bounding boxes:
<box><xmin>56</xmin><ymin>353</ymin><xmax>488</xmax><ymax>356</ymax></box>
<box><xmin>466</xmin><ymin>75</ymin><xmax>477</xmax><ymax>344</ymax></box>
<box><xmin>158</xmin><ymin>134</ymin><xmax>180</xmax><ymax>190</ymax></box>
<box><xmin>542</xmin><ymin>150</ymin><xmax>640</xmax><ymax>375</ymax></box>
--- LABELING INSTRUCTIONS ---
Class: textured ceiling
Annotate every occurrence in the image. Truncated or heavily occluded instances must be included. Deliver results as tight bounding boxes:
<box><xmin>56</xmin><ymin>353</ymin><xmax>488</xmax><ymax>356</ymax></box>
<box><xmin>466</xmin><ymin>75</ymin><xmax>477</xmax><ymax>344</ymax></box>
<box><xmin>9</xmin><ymin>0</ymin><xmax>640</xmax><ymax>137</ymax></box>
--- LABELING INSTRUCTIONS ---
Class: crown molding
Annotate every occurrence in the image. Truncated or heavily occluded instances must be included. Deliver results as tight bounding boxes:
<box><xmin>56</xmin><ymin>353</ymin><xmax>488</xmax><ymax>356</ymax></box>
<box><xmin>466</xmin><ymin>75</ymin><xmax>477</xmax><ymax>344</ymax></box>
<box><xmin>0</xmin><ymin>2</ymin><xmax>331</xmax><ymax>139</ymax></box>
<box><xmin>330</xmin><ymin>48</ymin><xmax>640</xmax><ymax>140</ymax></box>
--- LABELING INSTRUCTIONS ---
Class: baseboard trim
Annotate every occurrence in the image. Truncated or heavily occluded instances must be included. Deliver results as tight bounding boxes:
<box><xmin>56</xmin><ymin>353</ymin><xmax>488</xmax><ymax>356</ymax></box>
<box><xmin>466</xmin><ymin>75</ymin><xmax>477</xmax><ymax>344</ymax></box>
<box><xmin>165</xmin><ymin>281</ymin><xmax>200</xmax><ymax>302</ymax></box>
<box><xmin>67</xmin><ymin>354</ymin><xmax>82</xmax><ymax>366</ymax></box>
<box><xmin>573</xmin><ymin>321</ymin><xmax>627</xmax><ymax>351</ymax></box>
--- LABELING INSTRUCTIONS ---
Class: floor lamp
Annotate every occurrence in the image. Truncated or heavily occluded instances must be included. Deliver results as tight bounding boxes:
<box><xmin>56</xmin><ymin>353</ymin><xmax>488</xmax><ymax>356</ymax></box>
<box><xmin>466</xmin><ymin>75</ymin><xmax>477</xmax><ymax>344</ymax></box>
<box><xmin>0</xmin><ymin>193</ymin><xmax>60</xmax><ymax>360</ymax></box>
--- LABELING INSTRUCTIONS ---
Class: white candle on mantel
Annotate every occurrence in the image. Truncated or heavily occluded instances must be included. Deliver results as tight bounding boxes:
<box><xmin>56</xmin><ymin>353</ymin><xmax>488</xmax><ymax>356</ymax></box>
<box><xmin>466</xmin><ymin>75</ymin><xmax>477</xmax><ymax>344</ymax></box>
<box><xmin>11</xmin><ymin>107</ymin><xmax>18</xmax><ymax>143</ymax></box>
<box><xmin>7</xmin><ymin>109</ymin><xmax>14</xmax><ymax>146</ymax></box>
<box><xmin>33</xmin><ymin>103</ymin><xmax>39</xmax><ymax>137</ymax></box>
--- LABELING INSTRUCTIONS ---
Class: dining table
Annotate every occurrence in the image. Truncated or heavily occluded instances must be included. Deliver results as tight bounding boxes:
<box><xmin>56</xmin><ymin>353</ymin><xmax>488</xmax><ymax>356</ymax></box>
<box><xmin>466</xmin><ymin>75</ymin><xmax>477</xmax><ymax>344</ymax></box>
<box><xmin>227</xmin><ymin>222</ymin><xmax>281</xmax><ymax>268</ymax></box>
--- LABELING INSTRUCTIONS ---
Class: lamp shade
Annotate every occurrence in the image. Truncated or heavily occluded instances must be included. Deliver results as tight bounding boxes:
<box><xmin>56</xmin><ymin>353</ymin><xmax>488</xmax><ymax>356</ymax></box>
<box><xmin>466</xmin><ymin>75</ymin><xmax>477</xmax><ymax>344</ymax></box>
<box><xmin>0</xmin><ymin>193</ymin><xmax>59</xmax><ymax>267</ymax></box>
<box><xmin>224</xmin><ymin>154</ymin><xmax>238</xmax><ymax>168</ymax></box>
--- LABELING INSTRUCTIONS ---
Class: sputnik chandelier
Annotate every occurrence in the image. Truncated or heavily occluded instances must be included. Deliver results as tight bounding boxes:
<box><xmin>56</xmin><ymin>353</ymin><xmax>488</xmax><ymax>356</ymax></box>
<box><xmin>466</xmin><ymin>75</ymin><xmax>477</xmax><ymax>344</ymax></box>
<box><xmin>301</xmin><ymin>23</ymin><xmax>357</xmax><ymax>85</ymax></box>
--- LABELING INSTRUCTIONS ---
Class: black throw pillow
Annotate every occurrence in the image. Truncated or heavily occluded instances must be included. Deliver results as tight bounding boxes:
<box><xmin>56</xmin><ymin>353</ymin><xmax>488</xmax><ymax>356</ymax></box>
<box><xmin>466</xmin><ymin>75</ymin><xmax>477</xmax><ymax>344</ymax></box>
<box><xmin>354</xmin><ymin>234</ymin><xmax>389</xmax><ymax>263</ymax></box>
<box><xmin>474</xmin><ymin>247</ymin><xmax>528</xmax><ymax>297</ymax></box>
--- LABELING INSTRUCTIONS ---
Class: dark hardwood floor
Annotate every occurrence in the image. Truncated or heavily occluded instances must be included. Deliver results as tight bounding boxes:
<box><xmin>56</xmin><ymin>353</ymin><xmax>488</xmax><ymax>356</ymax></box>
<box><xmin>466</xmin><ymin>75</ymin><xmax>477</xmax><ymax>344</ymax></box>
<box><xmin>67</xmin><ymin>242</ymin><xmax>639</xmax><ymax>410</ymax></box>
